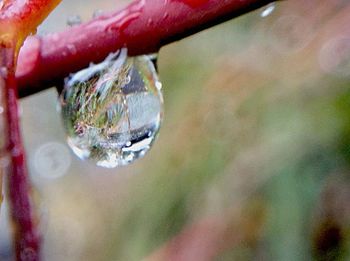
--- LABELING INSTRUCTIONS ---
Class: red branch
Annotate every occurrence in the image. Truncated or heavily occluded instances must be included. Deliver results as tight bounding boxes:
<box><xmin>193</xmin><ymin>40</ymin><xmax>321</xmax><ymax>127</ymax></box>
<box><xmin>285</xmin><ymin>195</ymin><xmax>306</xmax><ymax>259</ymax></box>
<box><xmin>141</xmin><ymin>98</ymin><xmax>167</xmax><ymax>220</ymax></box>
<box><xmin>1</xmin><ymin>49</ymin><xmax>40</xmax><ymax>261</ymax></box>
<box><xmin>16</xmin><ymin>0</ymin><xmax>276</xmax><ymax>97</ymax></box>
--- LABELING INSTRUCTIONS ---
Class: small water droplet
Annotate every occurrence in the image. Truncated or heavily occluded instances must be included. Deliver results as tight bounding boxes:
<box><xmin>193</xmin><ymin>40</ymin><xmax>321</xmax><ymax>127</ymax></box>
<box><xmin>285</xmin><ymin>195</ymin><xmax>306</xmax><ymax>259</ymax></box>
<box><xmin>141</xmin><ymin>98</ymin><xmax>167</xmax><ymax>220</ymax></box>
<box><xmin>147</xmin><ymin>18</ymin><xmax>154</xmax><ymax>26</ymax></box>
<box><xmin>67</xmin><ymin>15</ymin><xmax>82</xmax><ymax>27</ymax></box>
<box><xmin>163</xmin><ymin>12</ymin><xmax>169</xmax><ymax>19</ymax></box>
<box><xmin>0</xmin><ymin>67</ymin><xmax>8</xmax><ymax>77</ymax></box>
<box><xmin>0</xmin><ymin>106</ymin><xmax>4</xmax><ymax>114</ymax></box>
<box><xmin>260</xmin><ymin>3</ymin><xmax>276</xmax><ymax>18</ymax></box>
<box><xmin>60</xmin><ymin>49</ymin><xmax>164</xmax><ymax>168</ymax></box>
<box><xmin>93</xmin><ymin>9</ymin><xmax>104</xmax><ymax>19</ymax></box>
<box><xmin>156</xmin><ymin>81</ymin><xmax>163</xmax><ymax>90</ymax></box>
<box><xmin>67</xmin><ymin>44</ymin><xmax>77</xmax><ymax>55</ymax></box>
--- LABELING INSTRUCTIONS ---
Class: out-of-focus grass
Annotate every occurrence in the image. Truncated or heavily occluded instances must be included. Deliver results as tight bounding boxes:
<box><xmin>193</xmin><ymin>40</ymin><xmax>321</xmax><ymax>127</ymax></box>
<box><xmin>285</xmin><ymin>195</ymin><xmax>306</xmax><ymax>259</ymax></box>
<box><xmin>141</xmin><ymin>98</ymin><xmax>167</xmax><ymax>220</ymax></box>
<box><xmin>1</xmin><ymin>0</ymin><xmax>350</xmax><ymax>260</ymax></box>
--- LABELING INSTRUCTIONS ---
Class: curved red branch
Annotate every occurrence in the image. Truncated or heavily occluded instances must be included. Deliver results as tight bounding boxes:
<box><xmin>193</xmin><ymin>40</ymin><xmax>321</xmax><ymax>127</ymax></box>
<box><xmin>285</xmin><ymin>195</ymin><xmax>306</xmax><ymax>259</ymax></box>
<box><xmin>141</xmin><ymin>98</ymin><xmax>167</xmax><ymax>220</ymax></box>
<box><xmin>16</xmin><ymin>0</ymin><xmax>276</xmax><ymax>97</ymax></box>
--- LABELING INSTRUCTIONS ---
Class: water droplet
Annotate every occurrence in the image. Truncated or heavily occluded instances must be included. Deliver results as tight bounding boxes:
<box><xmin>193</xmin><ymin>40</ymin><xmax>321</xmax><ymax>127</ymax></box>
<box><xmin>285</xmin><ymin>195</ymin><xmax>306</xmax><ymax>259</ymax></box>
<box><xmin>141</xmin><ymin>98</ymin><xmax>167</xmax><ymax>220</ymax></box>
<box><xmin>67</xmin><ymin>44</ymin><xmax>77</xmax><ymax>55</ymax></box>
<box><xmin>163</xmin><ymin>12</ymin><xmax>169</xmax><ymax>19</ymax></box>
<box><xmin>147</xmin><ymin>18</ymin><xmax>154</xmax><ymax>27</ymax></box>
<box><xmin>260</xmin><ymin>3</ymin><xmax>276</xmax><ymax>18</ymax></box>
<box><xmin>60</xmin><ymin>49</ymin><xmax>164</xmax><ymax>168</ymax></box>
<box><xmin>0</xmin><ymin>106</ymin><xmax>4</xmax><ymax>114</ymax></box>
<box><xmin>156</xmin><ymin>81</ymin><xmax>163</xmax><ymax>90</ymax></box>
<box><xmin>93</xmin><ymin>9</ymin><xmax>104</xmax><ymax>19</ymax></box>
<box><xmin>67</xmin><ymin>15</ymin><xmax>82</xmax><ymax>27</ymax></box>
<box><xmin>0</xmin><ymin>67</ymin><xmax>8</xmax><ymax>77</ymax></box>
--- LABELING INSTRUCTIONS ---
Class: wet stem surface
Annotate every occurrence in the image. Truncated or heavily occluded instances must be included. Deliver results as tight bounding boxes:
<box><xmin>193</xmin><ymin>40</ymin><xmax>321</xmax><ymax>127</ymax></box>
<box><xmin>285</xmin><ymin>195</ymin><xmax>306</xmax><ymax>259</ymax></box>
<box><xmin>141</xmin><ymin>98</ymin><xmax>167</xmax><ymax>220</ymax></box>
<box><xmin>0</xmin><ymin>47</ymin><xmax>41</xmax><ymax>260</ymax></box>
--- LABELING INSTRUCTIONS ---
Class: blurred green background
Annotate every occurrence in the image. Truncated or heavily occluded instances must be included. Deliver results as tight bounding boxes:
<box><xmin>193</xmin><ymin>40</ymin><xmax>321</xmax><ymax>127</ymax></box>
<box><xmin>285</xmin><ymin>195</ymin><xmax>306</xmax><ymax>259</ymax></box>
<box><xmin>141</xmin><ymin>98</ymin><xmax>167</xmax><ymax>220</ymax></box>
<box><xmin>1</xmin><ymin>0</ymin><xmax>350</xmax><ymax>260</ymax></box>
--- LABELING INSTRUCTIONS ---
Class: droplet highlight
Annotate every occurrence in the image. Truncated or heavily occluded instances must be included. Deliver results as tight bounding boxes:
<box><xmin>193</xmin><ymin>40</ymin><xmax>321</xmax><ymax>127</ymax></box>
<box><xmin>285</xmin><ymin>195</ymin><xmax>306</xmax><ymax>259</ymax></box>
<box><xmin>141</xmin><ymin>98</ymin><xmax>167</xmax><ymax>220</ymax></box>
<box><xmin>60</xmin><ymin>49</ymin><xmax>164</xmax><ymax>168</ymax></box>
<box><xmin>260</xmin><ymin>3</ymin><xmax>276</xmax><ymax>18</ymax></box>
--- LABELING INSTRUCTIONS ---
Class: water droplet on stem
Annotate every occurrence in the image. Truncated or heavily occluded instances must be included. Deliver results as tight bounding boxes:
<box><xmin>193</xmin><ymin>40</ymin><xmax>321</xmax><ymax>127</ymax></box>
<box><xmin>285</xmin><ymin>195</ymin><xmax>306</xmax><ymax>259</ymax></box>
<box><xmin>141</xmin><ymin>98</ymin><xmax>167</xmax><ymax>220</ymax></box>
<box><xmin>93</xmin><ymin>10</ymin><xmax>104</xmax><ymax>19</ymax></box>
<box><xmin>67</xmin><ymin>15</ymin><xmax>82</xmax><ymax>27</ymax></box>
<box><xmin>67</xmin><ymin>44</ymin><xmax>77</xmax><ymax>55</ymax></box>
<box><xmin>60</xmin><ymin>49</ymin><xmax>164</xmax><ymax>168</ymax></box>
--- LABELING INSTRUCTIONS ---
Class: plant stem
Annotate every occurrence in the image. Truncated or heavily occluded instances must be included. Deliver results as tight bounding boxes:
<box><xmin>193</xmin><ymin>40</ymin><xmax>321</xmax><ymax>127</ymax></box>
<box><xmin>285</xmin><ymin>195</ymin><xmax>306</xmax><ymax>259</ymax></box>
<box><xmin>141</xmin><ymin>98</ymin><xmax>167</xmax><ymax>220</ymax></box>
<box><xmin>1</xmin><ymin>47</ymin><xmax>40</xmax><ymax>261</ymax></box>
<box><xmin>16</xmin><ymin>0</ymin><xmax>277</xmax><ymax>97</ymax></box>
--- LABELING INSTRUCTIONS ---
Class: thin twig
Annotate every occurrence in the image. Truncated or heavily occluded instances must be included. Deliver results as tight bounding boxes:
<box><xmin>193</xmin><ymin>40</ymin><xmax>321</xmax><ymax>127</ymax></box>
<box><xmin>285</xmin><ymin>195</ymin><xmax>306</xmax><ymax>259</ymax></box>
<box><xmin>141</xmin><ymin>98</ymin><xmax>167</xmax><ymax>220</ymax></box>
<box><xmin>1</xmin><ymin>47</ymin><xmax>40</xmax><ymax>261</ymax></box>
<box><xmin>0</xmin><ymin>1</ymin><xmax>61</xmax><ymax>260</ymax></box>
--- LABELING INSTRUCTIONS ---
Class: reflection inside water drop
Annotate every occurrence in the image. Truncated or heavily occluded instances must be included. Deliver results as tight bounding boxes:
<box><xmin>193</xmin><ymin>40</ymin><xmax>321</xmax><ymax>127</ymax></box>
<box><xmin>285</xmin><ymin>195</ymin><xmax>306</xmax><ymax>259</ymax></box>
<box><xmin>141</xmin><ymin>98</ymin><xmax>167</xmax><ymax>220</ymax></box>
<box><xmin>60</xmin><ymin>49</ymin><xmax>164</xmax><ymax>168</ymax></box>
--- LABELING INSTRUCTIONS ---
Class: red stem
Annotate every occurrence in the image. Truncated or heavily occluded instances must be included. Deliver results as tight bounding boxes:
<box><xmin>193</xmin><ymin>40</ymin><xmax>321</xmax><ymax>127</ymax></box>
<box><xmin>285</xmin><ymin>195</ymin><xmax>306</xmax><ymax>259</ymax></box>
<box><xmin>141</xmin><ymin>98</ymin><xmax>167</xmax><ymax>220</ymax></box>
<box><xmin>1</xmin><ymin>48</ymin><xmax>40</xmax><ymax>260</ymax></box>
<box><xmin>16</xmin><ymin>0</ymin><xmax>276</xmax><ymax>97</ymax></box>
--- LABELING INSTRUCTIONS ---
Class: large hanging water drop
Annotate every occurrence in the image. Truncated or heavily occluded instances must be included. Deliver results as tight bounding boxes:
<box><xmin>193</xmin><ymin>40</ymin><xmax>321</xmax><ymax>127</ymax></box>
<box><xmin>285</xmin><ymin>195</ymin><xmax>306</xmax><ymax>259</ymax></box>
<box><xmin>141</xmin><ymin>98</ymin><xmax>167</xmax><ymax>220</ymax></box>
<box><xmin>60</xmin><ymin>49</ymin><xmax>163</xmax><ymax>168</ymax></box>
